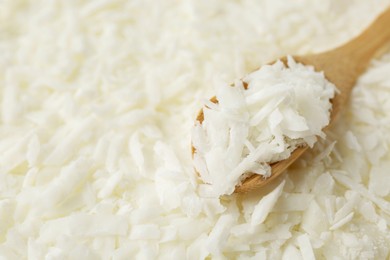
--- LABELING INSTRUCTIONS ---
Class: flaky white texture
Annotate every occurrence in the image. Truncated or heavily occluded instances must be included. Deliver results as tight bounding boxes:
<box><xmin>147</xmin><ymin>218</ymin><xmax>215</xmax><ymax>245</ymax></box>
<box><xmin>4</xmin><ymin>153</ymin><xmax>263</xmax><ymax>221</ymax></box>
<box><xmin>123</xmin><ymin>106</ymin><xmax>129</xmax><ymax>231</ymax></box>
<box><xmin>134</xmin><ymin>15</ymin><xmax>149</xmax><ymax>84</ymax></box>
<box><xmin>192</xmin><ymin>57</ymin><xmax>335</xmax><ymax>195</ymax></box>
<box><xmin>0</xmin><ymin>0</ymin><xmax>390</xmax><ymax>259</ymax></box>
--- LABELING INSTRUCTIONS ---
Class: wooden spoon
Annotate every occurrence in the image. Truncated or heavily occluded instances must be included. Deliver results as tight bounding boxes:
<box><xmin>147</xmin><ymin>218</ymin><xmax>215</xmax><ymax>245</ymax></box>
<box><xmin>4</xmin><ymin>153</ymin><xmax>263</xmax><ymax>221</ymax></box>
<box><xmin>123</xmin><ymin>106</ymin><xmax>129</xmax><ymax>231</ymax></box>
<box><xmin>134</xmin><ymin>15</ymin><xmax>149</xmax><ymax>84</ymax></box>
<box><xmin>193</xmin><ymin>8</ymin><xmax>390</xmax><ymax>193</ymax></box>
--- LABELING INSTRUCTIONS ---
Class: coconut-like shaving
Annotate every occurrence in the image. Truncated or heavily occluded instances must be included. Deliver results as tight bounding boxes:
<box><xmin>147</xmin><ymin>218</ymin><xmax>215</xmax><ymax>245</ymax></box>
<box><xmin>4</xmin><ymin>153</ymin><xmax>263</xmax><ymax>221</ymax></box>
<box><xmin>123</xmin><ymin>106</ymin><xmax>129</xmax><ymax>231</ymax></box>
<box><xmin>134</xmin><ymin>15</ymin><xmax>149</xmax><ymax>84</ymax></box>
<box><xmin>192</xmin><ymin>56</ymin><xmax>336</xmax><ymax>195</ymax></box>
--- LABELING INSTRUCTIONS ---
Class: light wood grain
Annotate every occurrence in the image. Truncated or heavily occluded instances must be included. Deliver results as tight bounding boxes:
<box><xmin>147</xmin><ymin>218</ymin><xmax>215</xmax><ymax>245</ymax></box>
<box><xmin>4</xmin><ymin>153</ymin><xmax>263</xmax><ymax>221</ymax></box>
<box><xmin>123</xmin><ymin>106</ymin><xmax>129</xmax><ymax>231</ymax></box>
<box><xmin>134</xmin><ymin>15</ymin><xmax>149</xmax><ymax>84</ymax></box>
<box><xmin>193</xmin><ymin>8</ymin><xmax>390</xmax><ymax>193</ymax></box>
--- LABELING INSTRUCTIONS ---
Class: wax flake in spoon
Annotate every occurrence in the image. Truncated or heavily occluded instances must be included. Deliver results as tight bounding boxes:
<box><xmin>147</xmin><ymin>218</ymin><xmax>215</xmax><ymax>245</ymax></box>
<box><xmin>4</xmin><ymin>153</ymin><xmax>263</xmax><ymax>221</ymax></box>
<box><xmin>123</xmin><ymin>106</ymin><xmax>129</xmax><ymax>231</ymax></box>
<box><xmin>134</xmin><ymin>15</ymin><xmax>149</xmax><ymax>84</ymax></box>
<box><xmin>192</xmin><ymin>56</ymin><xmax>336</xmax><ymax>196</ymax></box>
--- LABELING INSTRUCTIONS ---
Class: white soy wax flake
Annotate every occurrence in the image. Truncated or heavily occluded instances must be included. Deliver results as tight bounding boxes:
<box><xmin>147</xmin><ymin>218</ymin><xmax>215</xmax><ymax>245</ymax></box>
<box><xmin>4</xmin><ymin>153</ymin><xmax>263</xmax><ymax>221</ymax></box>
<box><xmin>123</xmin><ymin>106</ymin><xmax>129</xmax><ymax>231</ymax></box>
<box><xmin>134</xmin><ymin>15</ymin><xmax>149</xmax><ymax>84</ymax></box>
<box><xmin>193</xmin><ymin>57</ymin><xmax>335</xmax><ymax>195</ymax></box>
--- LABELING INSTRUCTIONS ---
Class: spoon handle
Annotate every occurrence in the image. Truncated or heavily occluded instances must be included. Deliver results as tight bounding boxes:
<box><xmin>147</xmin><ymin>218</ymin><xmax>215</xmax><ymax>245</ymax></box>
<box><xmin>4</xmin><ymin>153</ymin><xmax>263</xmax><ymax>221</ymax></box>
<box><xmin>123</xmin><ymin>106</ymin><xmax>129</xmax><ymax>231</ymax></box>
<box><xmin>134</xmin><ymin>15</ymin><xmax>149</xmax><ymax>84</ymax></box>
<box><xmin>329</xmin><ymin>7</ymin><xmax>390</xmax><ymax>121</ymax></box>
<box><xmin>334</xmin><ymin>7</ymin><xmax>390</xmax><ymax>73</ymax></box>
<box><xmin>295</xmin><ymin>8</ymin><xmax>390</xmax><ymax>122</ymax></box>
